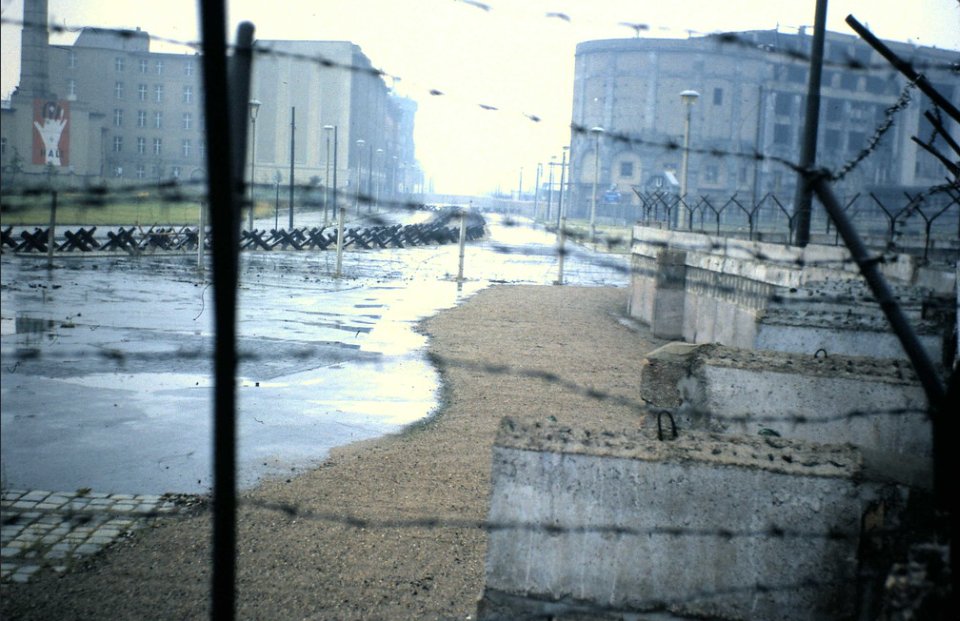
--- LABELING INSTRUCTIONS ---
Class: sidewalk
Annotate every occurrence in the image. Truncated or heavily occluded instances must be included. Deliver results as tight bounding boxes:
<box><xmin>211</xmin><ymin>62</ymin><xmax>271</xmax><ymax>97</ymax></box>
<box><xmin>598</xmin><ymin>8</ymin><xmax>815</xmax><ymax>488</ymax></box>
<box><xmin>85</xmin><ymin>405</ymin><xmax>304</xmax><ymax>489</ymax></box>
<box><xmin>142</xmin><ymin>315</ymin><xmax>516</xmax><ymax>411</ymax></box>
<box><xmin>0</xmin><ymin>489</ymin><xmax>195</xmax><ymax>583</ymax></box>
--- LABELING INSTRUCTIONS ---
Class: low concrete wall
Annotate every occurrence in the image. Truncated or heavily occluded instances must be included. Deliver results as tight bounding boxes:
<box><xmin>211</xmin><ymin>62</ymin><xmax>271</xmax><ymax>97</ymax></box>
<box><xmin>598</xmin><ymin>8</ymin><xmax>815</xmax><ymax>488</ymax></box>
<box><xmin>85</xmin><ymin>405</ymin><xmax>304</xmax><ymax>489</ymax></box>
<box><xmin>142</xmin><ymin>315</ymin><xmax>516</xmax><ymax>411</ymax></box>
<box><xmin>478</xmin><ymin>418</ymin><xmax>863</xmax><ymax>621</ymax></box>
<box><xmin>639</xmin><ymin>343</ymin><xmax>932</xmax><ymax>488</ymax></box>
<box><xmin>629</xmin><ymin>227</ymin><xmax>952</xmax><ymax>361</ymax></box>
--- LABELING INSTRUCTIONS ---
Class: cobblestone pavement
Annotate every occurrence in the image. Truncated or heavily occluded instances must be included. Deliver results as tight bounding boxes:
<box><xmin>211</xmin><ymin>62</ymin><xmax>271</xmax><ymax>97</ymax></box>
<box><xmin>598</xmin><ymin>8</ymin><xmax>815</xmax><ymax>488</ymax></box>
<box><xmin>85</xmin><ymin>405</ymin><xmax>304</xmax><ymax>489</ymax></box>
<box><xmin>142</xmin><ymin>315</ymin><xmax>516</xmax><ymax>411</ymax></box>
<box><xmin>0</xmin><ymin>489</ymin><xmax>188</xmax><ymax>584</ymax></box>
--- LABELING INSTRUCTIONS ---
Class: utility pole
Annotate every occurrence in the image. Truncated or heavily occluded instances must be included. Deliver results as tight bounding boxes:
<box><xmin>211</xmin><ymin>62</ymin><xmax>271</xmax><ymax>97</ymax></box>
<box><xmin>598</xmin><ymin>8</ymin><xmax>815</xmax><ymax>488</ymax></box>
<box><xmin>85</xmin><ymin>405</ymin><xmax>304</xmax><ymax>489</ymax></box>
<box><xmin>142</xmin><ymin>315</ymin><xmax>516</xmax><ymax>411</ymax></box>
<box><xmin>533</xmin><ymin>163</ymin><xmax>542</xmax><ymax>221</ymax></box>
<box><xmin>791</xmin><ymin>0</ymin><xmax>828</xmax><ymax>246</ymax></box>
<box><xmin>288</xmin><ymin>106</ymin><xmax>295</xmax><ymax>230</ymax></box>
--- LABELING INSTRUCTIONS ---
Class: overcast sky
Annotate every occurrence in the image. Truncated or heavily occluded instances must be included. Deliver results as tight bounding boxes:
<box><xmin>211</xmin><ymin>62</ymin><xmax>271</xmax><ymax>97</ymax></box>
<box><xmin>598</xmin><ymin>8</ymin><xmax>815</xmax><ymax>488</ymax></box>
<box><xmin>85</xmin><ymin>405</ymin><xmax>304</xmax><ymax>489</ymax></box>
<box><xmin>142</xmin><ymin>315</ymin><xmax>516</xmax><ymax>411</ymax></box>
<box><xmin>2</xmin><ymin>0</ymin><xmax>958</xmax><ymax>194</ymax></box>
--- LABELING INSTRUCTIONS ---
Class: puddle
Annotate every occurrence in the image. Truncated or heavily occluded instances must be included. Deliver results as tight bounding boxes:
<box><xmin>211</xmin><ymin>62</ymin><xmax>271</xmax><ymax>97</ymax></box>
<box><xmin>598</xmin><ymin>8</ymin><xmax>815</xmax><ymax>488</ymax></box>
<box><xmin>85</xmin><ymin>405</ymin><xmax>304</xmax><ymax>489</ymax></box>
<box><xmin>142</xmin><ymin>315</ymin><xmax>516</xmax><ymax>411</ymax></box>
<box><xmin>1</xmin><ymin>215</ymin><xmax>628</xmax><ymax>494</ymax></box>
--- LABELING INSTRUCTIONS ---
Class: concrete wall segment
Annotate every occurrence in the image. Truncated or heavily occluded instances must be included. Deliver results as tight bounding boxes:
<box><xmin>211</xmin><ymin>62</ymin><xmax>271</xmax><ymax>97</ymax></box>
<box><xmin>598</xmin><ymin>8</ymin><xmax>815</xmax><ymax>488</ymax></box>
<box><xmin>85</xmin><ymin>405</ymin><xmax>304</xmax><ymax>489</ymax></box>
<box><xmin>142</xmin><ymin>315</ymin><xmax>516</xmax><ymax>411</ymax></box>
<box><xmin>481</xmin><ymin>417</ymin><xmax>864</xmax><ymax>620</ymax></box>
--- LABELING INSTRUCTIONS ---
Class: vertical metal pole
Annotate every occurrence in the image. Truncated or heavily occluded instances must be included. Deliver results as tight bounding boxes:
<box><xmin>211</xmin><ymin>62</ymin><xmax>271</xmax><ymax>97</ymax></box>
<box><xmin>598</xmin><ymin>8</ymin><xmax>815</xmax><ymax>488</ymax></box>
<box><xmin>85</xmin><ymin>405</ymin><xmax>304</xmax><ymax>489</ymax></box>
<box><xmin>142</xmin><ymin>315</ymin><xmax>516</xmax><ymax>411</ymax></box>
<box><xmin>546</xmin><ymin>159</ymin><xmax>555</xmax><ymax>224</ymax></box>
<box><xmin>792</xmin><ymin>0</ymin><xmax>828</xmax><ymax>247</ymax></box>
<box><xmin>517</xmin><ymin>167</ymin><xmax>523</xmax><ymax>201</ymax></box>
<box><xmin>533</xmin><ymin>163</ymin><xmax>541</xmax><ymax>222</ymax></box>
<box><xmin>335</xmin><ymin>206</ymin><xmax>345</xmax><ymax>278</ymax></box>
<box><xmin>331</xmin><ymin>127</ymin><xmax>338</xmax><ymax>218</ymax></box>
<box><xmin>324</xmin><ymin>134</ymin><xmax>331</xmax><ymax>225</ymax></box>
<box><xmin>47</xmin><ymin>190</ymin><xmax>57</xmax><ymax>266</ymax></box>
<box><xmin>751</xmin><ymin>85</ymin><xmax>764</xmax><ymax>210</ymax></box>
<box><xmin>274</xmin><ymin>181</ymin><xmax>279</xmax><ymax>230</ymax></box>
<box><xmin>556</xmin><ymin>216</ymin><xmax>566</xmax><ymax>286</ymax></box>
<box><xmin>288</xmin><ymin>107</ymin><xmax>295</xmax><ymax>230</ymax></box>
<box><xmin>590</xmin><ymin>132</ymin><xmax>600</xmax><ymax>240</ymax></box>
<box><xmin>556</xmin><ymin>149</ymin><xmax>567</xmax><ymax>230</ymax></box>
<box><xmin>248</xmin><ymin>116</ymin><xmax>256</xmax><ymax>232</ymax></box>
<box><xmin>366</xmin><ymin>144</ymin><xmax>374</xmax><ymax>213</ymax></box>
<box><xmin>457</xmin><ymin>207</ymin><xmax>467</xmax><ymax>282</ymax></box>
<box><xmin>198</xmin><ymin>201</ymin><xmax>205</xmax><ymax>273</ymax></box>
<box><xmin>198</xmin><ymin>1</ymin><xmax>252</xmax><ymax>615</ymax></box>
<box><xmin>679</xmin><ymin>106</ymin><xmax>693</xmax><ymax>229</ymax></box>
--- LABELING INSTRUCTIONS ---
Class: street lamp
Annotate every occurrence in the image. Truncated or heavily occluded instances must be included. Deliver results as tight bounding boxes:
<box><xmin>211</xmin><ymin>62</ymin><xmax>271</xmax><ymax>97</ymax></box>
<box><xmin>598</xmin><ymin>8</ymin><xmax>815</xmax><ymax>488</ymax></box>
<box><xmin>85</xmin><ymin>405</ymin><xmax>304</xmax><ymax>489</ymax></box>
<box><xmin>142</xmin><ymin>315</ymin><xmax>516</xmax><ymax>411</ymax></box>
<box><xmin>355</xmin><ymin>139</ymin><xmax>365</xmax><ymax>214</ymax></box>
<box><xmin>589</xmin><ymin>126</ymin><xmax>604</xmax><ymax>241</ymax></box>
<box><xmin>247</xmin><ymin>99</ymin><xmax>261</xmax><ymax>231</ymax></box>
<box><xmin>323</xmin><ymin>125</ymin><xmax>338</xmax><ymax>218</ymax></box>
<box><xmin>374</xmin><ymin>148</ymin><xmax>383</xmax><ymax>211</ymax></box>
<box><xmin>546</xmin><ymin>155</ymin><xmax>556</xmax><ymax>223</ymax></box>
<box><xmin>557</xmin><ymin>146</ymin><xmax>569</xmax><ymax>229</ymax></box>
<box><xmin>679</xmin><ymin>89</ymin><xmax>700</xmax><ymax>229</ymax></box>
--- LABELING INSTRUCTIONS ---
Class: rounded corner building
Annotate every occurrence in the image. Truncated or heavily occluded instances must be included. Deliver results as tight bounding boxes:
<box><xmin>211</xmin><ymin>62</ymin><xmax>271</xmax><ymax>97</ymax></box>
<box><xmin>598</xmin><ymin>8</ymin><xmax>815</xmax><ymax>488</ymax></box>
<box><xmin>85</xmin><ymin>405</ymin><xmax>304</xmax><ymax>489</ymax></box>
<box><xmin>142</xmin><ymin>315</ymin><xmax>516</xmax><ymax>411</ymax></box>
<box><xmin>565</xmin><ymin>29</ymin><xmax>959</xmax><ymax>224</ymax></box>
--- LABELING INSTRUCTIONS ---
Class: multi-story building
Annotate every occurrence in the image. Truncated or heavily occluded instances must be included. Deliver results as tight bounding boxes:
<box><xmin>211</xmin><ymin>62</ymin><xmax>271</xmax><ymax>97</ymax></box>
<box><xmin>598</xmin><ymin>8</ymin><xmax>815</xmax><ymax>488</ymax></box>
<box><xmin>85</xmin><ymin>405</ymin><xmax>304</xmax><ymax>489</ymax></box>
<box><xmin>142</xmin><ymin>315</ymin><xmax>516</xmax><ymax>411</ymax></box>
<box><xmin>566</xmin><ymin>28</ymin><xmax>959</xmax><ymax>221</ymax></box>
<box><xmin>249</xmin><ymin>40</ymin><xmax>420</xmax><ymax>204</ymax></box>
<box><xmin>1</xmin><ymin>0</ymin><xmax>420</xmax><ymax>206</ymax></box>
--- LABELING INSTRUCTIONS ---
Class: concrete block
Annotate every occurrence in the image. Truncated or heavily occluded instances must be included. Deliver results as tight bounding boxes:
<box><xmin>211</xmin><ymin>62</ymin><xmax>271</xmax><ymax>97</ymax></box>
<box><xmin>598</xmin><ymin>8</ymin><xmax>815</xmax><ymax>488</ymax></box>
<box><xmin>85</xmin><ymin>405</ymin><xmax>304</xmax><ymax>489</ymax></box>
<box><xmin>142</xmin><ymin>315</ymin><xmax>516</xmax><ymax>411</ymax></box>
<box><xmin>639</xmin><ymin>343</ymin><xmax>931</xmax><ymax>488</ymax></box>
<box><xmin>479</xmin><ymin>418</ymin><xmax>863</xmax><ymax>621</ymax></box>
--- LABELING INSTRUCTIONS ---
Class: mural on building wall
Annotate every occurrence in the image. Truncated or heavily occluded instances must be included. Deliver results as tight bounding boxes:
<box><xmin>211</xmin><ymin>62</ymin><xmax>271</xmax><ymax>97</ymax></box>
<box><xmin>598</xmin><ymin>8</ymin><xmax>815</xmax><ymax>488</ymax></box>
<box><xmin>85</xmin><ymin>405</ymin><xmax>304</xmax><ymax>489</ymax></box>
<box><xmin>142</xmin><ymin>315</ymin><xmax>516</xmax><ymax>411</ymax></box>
<box><xmin>32</xmin><ymin>99</ymin><xmax>70</xmax><ymax>167</ymax></box>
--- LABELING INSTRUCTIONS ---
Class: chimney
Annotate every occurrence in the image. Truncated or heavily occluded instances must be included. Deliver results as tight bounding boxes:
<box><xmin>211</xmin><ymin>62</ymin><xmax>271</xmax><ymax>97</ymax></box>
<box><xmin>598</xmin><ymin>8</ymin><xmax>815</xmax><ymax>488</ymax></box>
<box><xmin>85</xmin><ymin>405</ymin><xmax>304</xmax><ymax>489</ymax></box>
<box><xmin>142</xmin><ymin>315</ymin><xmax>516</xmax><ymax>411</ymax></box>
<box><xmin>19</xmin><ymin>0</ymin><xmax>51</xmax><ymax>99</ymax></box>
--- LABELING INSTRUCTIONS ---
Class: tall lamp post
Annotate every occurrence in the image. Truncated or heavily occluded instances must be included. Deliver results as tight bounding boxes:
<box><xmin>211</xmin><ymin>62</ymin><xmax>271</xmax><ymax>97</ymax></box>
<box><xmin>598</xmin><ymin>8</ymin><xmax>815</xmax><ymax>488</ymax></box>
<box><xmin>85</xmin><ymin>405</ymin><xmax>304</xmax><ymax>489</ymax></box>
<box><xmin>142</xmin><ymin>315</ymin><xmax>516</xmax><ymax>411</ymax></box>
<box><xmin>557</xmin><ymin>146</ymin><xmax>568</xmax><ymax>229</ymax></box>
<box><xmin>533</xmin><ymin>162</ymin><xmax>542</xmax><ymax>221</ymax></box>
<box><xmin>374</xmin><ymin>148</ymin><xmax>384</xmax><ymax>211</ymax></box>
<box><xmin>679</xmin><ymin>90</ymin><xmax>700</xmax><ymax>229</ymax></box>
<box><xmin>589</xmin><ymin>126</ymin><xmax>605</xmax><ymax>242</ymax></box>
<box><xmin>247</xmin><ymin>99</ymin><xmax>261</xmax><ymax>231</ymax></box>
<box><xmin>546</xmin><ymin>155</ymin><xmax>556</xmax><ymax>223</ymax></box>
<box><xmin>354</xmin><ymin>139</ymin><xmax>365</xmax><ymax>214</ymax></box>
<box><xmin>323</xmin><ymin>125</ymin><xmax>338</xmax><ymax>216</ymax></box>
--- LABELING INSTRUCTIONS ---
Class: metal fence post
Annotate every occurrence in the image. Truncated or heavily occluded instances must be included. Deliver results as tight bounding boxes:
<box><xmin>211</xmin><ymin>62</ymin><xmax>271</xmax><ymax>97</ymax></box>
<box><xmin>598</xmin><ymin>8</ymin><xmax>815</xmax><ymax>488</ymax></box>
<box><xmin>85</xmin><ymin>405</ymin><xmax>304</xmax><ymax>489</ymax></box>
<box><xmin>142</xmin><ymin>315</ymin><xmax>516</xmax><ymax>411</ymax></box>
<box><xmin>335</xmin><ymin>206</ymin><xmax>345</xmax><ymax>278</ymax></box>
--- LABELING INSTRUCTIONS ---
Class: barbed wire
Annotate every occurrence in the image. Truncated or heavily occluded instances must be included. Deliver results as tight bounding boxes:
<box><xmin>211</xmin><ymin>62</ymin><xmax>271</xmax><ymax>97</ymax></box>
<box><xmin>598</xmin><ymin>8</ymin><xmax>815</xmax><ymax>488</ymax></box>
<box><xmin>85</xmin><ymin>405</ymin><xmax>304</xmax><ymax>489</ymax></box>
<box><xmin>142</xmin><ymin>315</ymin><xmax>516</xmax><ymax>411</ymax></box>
<box><xmin>831</xmin><ymin>80</ymin><xmax>917</xmax><ymax>182</ymax></box>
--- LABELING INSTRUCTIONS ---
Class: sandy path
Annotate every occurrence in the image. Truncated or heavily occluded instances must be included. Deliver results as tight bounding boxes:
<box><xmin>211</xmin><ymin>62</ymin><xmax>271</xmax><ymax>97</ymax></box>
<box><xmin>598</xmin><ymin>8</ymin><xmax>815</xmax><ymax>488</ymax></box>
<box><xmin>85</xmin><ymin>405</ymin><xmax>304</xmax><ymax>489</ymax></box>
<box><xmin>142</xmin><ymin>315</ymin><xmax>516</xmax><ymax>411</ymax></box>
<box><xmin>1</xmin><ymin>284</ymin><xmax>663</xmax><ymax>620</ymax></box>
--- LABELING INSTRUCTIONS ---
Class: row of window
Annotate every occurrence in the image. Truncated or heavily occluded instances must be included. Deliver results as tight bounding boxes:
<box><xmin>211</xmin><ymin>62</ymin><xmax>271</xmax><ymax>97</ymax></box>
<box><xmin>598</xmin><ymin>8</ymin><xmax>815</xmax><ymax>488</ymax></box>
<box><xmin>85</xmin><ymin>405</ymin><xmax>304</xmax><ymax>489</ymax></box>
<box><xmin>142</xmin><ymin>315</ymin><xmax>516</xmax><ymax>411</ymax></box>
<box><xmin>112</xmin><ymin>82</ymin><xmax>195</xmax><ymax>103</ymax></box>
<box><xmin>114</xmin><ymin>165</ymin><xmax>186</xmax><ymax>180</ymax></box>
<box><xmin>112</xmin><ymin>109</ymin><xmax>199</xmax><ymax>130</ymax></box>
<box><xmin>111</xmin><ymin>136</ymin><xmax>205</xmax><ymax>158</ymax></box>
<box><xmin>68</xmin><ymin>51</ymin><xmax>195</xmax><ymax>77</ymax></box>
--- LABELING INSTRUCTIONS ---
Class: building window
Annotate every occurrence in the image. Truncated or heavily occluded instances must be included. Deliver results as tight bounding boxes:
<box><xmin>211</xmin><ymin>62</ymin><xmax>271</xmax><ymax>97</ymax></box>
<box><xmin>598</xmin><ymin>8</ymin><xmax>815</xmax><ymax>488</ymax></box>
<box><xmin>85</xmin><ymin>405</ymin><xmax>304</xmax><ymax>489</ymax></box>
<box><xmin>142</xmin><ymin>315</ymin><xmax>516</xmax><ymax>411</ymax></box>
<box><xmin>137</xmin><ymin>110</ymin><xmax>147</xmax><ymax>128</ymax></box>
<box><xmin>840</xmin><ymin>73</ymin><xmax>859</xmax><ymax>91</ymax></box>
<box><xmin>114</xmin><ymin>166</ymin><xmax>124</xmax><ymax>178</ymax></box>
<box><xmin>113</xmin><ymin>109</ymin><xmax>123</xmax><ymax>127</ymax></box>
<box><xmin>824</xmin><ymin>129</ymin><xmax>841</xmax><ymax>150</ymax></box>
<box><xmin>68</xmin><ymin>51</ymin><xmax>77</xmax><ymax>68</ymax></box>
<box><xmin>114</xmin><ymin>57</ymin><xmax>124</xmax><ymax>72</ymax></box>
<box><xmin>138</xmin><ymin>84</ymin><xmax>147</xmax><ymax>101</ymax></box>
<box><xmin>182</xmin><ymin>85</ymin><xmax>193</xmax><ymax>104</ymax></box>
<box><xmin>619</xmin><ymin>161</ymin><xmax>634</xmax><ymax>178</ymax></box>
<box><xmin>182</xmin><ymin>112</ymin><xmax>193</xmax><ymax>130</ymax></box>
<box><xmin>67</xmin><ymin>79</ymin><xmax>77</xmax><ymax>98</ymax></box>
<box><xmin>185</xmin><ymin>61</ymin><xmax>195</xmax><ymax>77</ymax></box>
<box><xmin>113</xmin><ymin>136</ymin><xmax>123</xmax><ymax>153</ymax></box>
<box><xmin>703</xmin><ymin>164</ymin><xmax>719</xmax><ymax>184</ymax></box>
<box><xmin>154</xmin><ymin>111</ymin><xmax>163</xmax><ymax>129</ymax></box>
<box><xmin>153</xmin><ymin>137</ymin><xmax>162</xmax><ymax>155</ymax></box>
<box><xmin>713</xmin><ymin>87</ymin><xmax>723</xmax><ymax>106</ymax></box>
<box><xmin>825</xmin><ymin>98</ymin><xmax>843</xmax><ymax>122</ymax></box>
<box><xmin>114</xmin><ymin>81</ymin><xmax>124</xmax><ymax>99</ymax></box>
<box><xmin>172</xmin><ymin>166</ymin><xmax>182</xmax><ymax>178</ymax></box>
<box><xmin>774</xmin><ymin>93</ymin><xmax>792</xmax><ymax>115</ymax></box>
<box><xmin>155</xmin><ymin>60</ymin><xmax>164</xmax><ymax>75</ymax></box>
<box><xmin>154</xmin><ymin>84</ymin><xmax>164</xmax><ymax>103</ymax></box>
<box><xmin>136</xmin><ymin>164</ymin><xmax>146</xmax><ymax>179</ymax></box>
<box><xmin>198</xmin><ymin>140</ymin><xmax>206</xmax><ymax>159</ymax></box>
<box><xmin>139</xmin><ymin>59</ymin><xmax>148</xmax><ymax>73</ymax></box>
<box><xmin>774</xmin><ymin>123</ymin><xmax>792</xmax><ymax>145</ymax></box>
<box><xmin>137</xmin><ymin>137</ymin><xmax>146</xmax><ymax>154</ymax></box>
<box><xmin>182</xmin><ymin>139</ymin><xmax>192</xmax><ymax>157</ymax></box>
<box><xmin>848</xmin><ymin>131</ymin><xmax>866</xmax><ymax>152</ymax></box>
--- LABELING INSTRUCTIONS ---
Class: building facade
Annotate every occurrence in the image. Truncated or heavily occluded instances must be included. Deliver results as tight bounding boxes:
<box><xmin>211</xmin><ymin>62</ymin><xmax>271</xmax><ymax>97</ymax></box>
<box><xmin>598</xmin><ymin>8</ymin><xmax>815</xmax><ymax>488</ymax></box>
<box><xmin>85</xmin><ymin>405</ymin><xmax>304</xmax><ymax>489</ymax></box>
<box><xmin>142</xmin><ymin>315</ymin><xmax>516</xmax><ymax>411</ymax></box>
<box><xmin>566</xmin><ymin>29</ymin><xmax>959</xmax><ymax>221</ymax></box>
<box><xmin>1</xmin><ymin>0</ymin><xmax>420</xmax><ymax>206</ymax></box>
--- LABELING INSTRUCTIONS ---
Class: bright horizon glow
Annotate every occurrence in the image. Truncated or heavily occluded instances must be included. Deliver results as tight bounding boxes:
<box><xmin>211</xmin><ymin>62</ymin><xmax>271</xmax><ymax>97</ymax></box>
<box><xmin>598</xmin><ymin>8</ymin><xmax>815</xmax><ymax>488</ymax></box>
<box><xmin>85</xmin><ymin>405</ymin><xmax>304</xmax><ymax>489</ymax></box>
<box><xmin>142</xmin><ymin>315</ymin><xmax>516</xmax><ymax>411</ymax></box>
<box><xmin>2</xmin><ymin>0</ymin><xmax>958</xmax><ymax>195</ymax></box>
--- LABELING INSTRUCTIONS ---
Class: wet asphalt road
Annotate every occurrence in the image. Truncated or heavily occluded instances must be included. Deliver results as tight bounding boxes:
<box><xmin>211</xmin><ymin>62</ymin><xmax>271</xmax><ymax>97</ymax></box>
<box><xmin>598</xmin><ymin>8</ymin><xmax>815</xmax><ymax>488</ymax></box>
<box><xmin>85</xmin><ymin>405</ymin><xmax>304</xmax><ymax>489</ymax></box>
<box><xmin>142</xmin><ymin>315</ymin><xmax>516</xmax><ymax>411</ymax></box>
<box><xmin>0</xmin><ymin>213</ymin><xmax>627</xmax><ymax>495</ymax></box>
